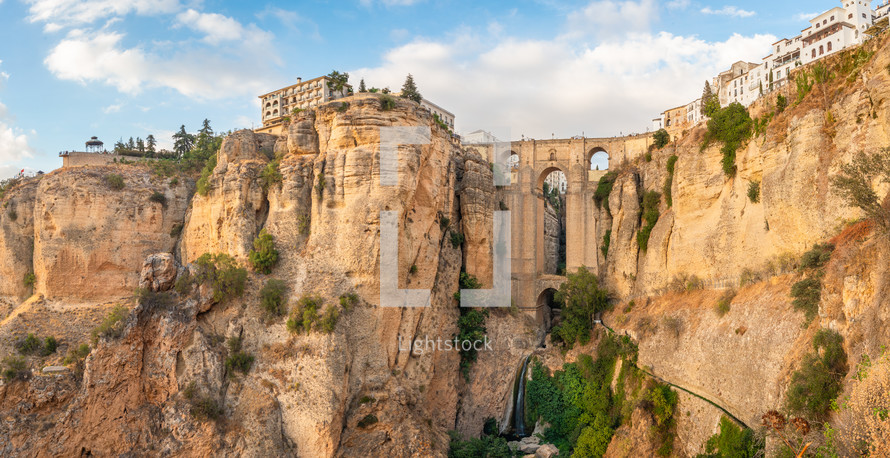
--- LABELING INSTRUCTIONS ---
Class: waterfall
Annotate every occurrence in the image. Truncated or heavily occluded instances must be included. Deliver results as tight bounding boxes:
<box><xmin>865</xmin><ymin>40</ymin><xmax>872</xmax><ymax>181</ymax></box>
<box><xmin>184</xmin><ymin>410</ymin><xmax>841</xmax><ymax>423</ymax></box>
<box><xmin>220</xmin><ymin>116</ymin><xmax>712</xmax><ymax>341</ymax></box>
<box><xmin>512</xmin><ymin>354</ymin><xmax>532</xmax><ymax>437</ymax></box>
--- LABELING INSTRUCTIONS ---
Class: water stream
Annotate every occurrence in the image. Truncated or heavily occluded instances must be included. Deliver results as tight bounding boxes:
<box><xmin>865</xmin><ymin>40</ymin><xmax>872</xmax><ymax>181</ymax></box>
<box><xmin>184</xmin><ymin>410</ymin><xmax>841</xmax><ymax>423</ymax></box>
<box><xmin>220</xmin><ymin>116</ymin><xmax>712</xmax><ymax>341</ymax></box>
<box><xmin>511</xmin><ymin>354</ymin><xmax>532</xmax><ymax>437</ymax></box>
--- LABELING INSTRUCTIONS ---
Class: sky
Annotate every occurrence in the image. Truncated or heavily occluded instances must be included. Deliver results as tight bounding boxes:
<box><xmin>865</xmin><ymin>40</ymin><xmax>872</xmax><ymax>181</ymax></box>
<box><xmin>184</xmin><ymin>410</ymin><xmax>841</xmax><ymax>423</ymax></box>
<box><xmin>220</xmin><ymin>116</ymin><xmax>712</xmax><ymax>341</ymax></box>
<box><xmin>0</xmin><ymin>0</ymin><xmax>857</xmax><ymax>178</ymax></box>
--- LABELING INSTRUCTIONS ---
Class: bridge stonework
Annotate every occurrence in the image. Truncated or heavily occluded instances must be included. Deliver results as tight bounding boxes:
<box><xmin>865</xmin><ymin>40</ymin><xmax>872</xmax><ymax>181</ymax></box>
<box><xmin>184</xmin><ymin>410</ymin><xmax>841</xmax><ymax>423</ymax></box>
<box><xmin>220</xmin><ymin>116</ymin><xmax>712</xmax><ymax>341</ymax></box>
<box><xmin>469</xmin><ymin>134</ymin><xmax>652</xmax><ymax>320</ymax></box>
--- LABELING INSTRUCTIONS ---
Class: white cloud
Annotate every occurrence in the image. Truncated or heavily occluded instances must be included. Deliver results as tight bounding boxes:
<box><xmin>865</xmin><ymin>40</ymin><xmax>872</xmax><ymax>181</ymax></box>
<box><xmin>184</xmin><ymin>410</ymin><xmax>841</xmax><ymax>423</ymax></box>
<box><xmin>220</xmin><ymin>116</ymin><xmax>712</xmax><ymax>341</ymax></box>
<box><xmin>566</xmin><ymin>0</ymin><xmax>657</xmax><ymax>40</ymax></box>
<box><xmin>794</xmin><ymin>12</ymin><xmax>820</xmax><ymax>22</ymax></box>
<box><xmin>25</xmin><ymin>0</ymin><xmax>181</xmax><ymax>31</ymax></box>
<box><xmin>175</xmin><ymin>9</ymin><xmax>271</xmax><ymax>45</ymax></box>
<box><xmin>700</xmin><ymin>6</ymin><xmax>756</xmax><ymax>18</ymax></box>
<box><xmin>0</xmin><ymin>102</ymin><xmax>36</xmax><ymax>166</ymax></box>
<box><xmin>44</xmin><ymin>29</ymin><xmax>279</xmax><ymax>100</ymax></box>
<box><xmin>359</xmin><ymin>0</ymin><xmax>422</xmax><ymax>6</ymax></box>
<box><xmin>352</xmin><ymin>5</ymin><xmax>775</xmax><ymax>139</ymax></box>
<box><xmin>666</xmin><ymin>0</ymin><xmax>690</xmax><ymax>9</ymax></box>
<box><xmin>103</xmin><ymin>103</ymin><xmax>122</xmax><ymax>113</ymax></box>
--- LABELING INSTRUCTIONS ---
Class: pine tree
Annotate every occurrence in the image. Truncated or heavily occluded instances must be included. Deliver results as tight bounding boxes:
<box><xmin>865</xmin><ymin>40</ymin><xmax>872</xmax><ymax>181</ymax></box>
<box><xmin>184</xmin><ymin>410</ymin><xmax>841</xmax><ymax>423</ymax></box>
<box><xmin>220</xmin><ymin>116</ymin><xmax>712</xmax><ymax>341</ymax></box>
<box><xmin>136</xmin><ymin>137</ymin><xmax>145</xmax><ymax>152</ymax></box>
<box><xmin>173</xmin><ymin>125</ymin><xmax>194</xmax><ymax>157</ymax></box>
<box><xmin>358</xmin><ymin>78</ymin><xmax>367</xmax><ymax>92</ymax></box>
<box><xmin>400</xmin><ymin>74</ymin><xmax>422</xmax><ymax>103</ymax></box>
<box><xmin>701</xmin><ymin>81</ymin><xmax>719</xmax><ymax>118</ymax></box>
<box><xmin>146</xmin><ymin>134</ymin><xmax>157</xmax><ymax>153</ymax></box>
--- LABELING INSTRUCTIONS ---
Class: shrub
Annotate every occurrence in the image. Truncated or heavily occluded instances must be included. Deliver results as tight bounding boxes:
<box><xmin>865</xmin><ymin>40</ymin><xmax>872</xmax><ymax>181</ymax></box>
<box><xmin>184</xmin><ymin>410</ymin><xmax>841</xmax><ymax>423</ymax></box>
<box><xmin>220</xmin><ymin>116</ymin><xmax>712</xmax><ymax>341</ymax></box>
<box><xmin>319</xmin><ymin>306</ymin><xmax>340</xmax><ymax>333</ymax></box>
<box><xmin>645</xmin><ymin>381</ymin><xmax>679</xmax><ymax>456</ymax></box>
<box><xmin>380</xmin><ymin>94</ymin><xmax>396</xmax><ymax>111</ymax></box>
<box><xmin>799</xmin><ymin>243</ymin><xmax>834</xmax><ymax>270</ymax></box>
<box><xmin>62</xmin><ymin>343</ymin><xmax>91</xmax><ymax>365</ymax></box>
<box><xmin>593</xmin><ymin>171</ymin><xmax>618</xmax><ymax>212</ymax></box>
<box><xmin>149</xmin><ymin>191</ymin><xmax>167</xmax><ymax>206</ymax></box>
<box><xmin>105</xmin><ymin>173</ymin><xmax>125</xmax><ymax>190</ymax></box>
<box><xmin>196</xmin><ymin>152</ymin><xmax>218</xmax><ymax>196</ymax></box>
<box><xmin>23</xmin><ymin>272</ymin><xmax>35</xmax><ymax>288</ymax></box>
<box><xmin>455</xmin><ymin>308</ymin><xmax>488</xmax><ymax>381</ymax></box>
<box><xmin>225</xmin><ymin>336</ymin><xmax>254</xmax><ymax>375</ymax></box>
<box><xmin>790</xmin><ymin>277</ymin><xmax>821</xmax><ymax>323</ymax></box>
<box><xmin>697</xmin><ymin>416</ymin><xmax>761</xmax><ymax>458</ymax></box>
<box><xmin>450</xmin><ymin>230</ymin><xmax>464</xmax><ymax>248</ymax></box>
<box><xmin>189</xmin><ymin>393</ymin><xmax>224</xmax><ymax>422</ymax></box>
<box><xmin>260</xmin><ymin>278</ymin><xmax>287</xmax><ymax>317</ymax></box>
<box><xmin>747</xmin><ymin>181</ymin><xmax>760</xmax><ymax>203</ymax></box>
<box><xmin>409</xmin><ymin>264</ymin><xmax>418</xmax><ymax>275</ymax></box>
<box><xmin>1</xmin><ymin>356</ymin><xmax>28</xmax><ymax>381</ymax></box>
<box><xmin>357</xmin><ymin>414</ymin><xmax>379</xmax><ymax>428</ymax></box>
<box><xmin>174</xmin><ymin>270</ymin><xmax>192</xmax><ymax>295</ymax></box>
<box><xmin>739</xmin><ymin>268</ymin><xmax>762</xmax><ymax>287</ymax></box>
<box><xmin>297</xmin><ymin>213</ymin><xmax>310</xmax><ymax>235</ymax></box>
<box><xmin>261</xmin><ymin>159</ymin><xmax>283</xmax><ymax>191</ymax></box>
<box><xmin>248</xmin><ymin>229</ymin><xmax>279</xmax><ymax>274</ymax></box>
<box><xmin>653</xmin><ymin>128</ymin><xmax>670</xmax><ymax>148</ymax></box>
<box><xmin>776</xmin><ymin>94</ymin><xmax>787</xmax><ymax>113</ymax></box>
<box><xmin>287</xmin><ymin>295</ymin><xmax>324</xmax><ymax>334</ymax></box>
<box><xmin>601</xmin><ymin>230</ymin><xmax>611</xmax><ymax>258</ymax></box>
<box><xmin>785</xmin><ymin>329</ymin><xmax>847</xmax><ymax>421</ymax></box>
<box><xmin>551</xmin><ymin>267</ymin><xmax>609</xmax><ymax>348</ymax></box>
<box><xmin>91</xmin><ymin>305</ymin><xmax>129</xmax><ymax>345</ymax></box>
<box><xmin>439</xmin><ymin>216</ymin><xmax>450</xmax><ymax>229</ymax></box>
<box><xmin>41</xmin><ymin>336</ymin><xmax>58</xmax><ymax>356</ymax></box>
<box><xmin>830</xmin><ymin>148</ymin><xmax>890</xmax><ymax>231</ymax></box>
<box><xmin>15</xmin><ymin>333</ymin><xmax>41</xmax><ymax>355</ymax></box>
<box><xmin>194</xmin><ymin>253</ymin><xmax>247</xmax><ymax>302</ymax></box>
<box><xmin>664</xmin><ymin>155</ymin><xmax>679</xmax><ymax>207</ymax></box>
<box><xmin>315</xmin><ymin>171</ymin><xmax>326</xmax><ymax>197</ymax></box>
<box><xmin>715</xmin><ymin>290</ymin><xmax>736</xmax><ymax>317</ymax></box>
<box><xmin>339</xmin><ymin>292</ymin><xmax>359</xmax><ymax>311</ymax></box>
<box><xmin>703</xmin><ymin>103</ymin><xmax>752</xmax><ymax>177</ymax></box>
<box><xmin>637</xmin><ymin>190</ymin><xmax>661</xmax><ymax>251</ymax></box>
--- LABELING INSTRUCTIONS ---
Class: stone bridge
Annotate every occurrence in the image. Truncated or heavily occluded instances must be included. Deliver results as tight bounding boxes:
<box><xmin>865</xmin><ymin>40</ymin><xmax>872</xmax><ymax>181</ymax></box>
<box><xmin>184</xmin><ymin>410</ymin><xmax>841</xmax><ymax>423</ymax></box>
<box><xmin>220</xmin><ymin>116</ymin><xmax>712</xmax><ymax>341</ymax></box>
<box><xmin>468</xmin><ymin>134</ymin><xmax>653</xmax><ymax>325</ymax></box>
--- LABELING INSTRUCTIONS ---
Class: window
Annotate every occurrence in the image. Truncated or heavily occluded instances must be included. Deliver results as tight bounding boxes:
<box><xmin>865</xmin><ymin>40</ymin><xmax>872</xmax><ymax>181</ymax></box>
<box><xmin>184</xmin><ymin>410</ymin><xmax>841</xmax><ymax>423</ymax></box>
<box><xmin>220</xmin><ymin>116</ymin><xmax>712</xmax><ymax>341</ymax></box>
<box><xmin>830</xmin><ymin>16</ymin><xmax>834</xmax><ymax>21</ymax></box>
<box><xmin>820</xmin><ymin>45</ymin><xmax>824</xmax><ymax>55</ymax></box>
<box><xmin>849</xmin><ymin>13</ymin><xmax>853</xmax><ymax>19</ymax></box>
<box><xmin>816</xmin><ymin>23</ymin><xmax>820</xmax><ymax>28</ymax></box>
<box><xmin>863</xmin><ymin>13</ymin><xmax>867</xmax><ymax>18</ymax></box>
<box><xmin>812</xmin><ymin>49</ymin><xmax>817</xmax><ymax>58</ymax></box>
<box><xmin>823</xmin><ymin>19</ymin><xmax>827</xmax><ymax>25</ymax></box>
<box><xmin>827</xmin><ymin>41</ymin><xmax>832</xmax><ymax>52</ymax></box>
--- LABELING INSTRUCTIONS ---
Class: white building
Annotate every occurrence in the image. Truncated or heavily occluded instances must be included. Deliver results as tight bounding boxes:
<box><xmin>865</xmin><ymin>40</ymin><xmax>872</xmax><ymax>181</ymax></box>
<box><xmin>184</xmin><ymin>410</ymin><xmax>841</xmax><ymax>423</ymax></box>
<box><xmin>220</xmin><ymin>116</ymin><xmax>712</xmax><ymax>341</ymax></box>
<box><xmin>462</xmin><ymin>130</ymin><xmax>499</xmax><ymax>144</ymax></box>
<box><xmin>420</xmin><ymin>98</ymin><xmax>455</xmax><ymax>130</ymax></box>
<box><xmin>685</xmin><ymin>98</ymin><xmax>704</xmax><ymax>126</ymax></box>
<box><xmin>259</xmin><ymin>76</ymin><xmax>352</xmax><ymax>129</ymax></box>
<box><xmin>714</xmin><ymin>61</ymin><xmax>761</xmax><ymax>107</ymax></box>
<box><xmin>652</xmin><ymin>117</ymin><xmax>664</xmax><ymax>131</ymax></box>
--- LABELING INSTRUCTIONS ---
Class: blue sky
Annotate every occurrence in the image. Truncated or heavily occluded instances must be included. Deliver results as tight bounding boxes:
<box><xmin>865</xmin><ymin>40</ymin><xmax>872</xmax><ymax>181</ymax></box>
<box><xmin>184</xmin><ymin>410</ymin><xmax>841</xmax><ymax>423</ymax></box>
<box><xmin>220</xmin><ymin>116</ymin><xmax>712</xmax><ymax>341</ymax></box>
<box><xmin>0</xmin><ymin>0</ymin><xmax>858</xmax><ymax>178</ymax></box>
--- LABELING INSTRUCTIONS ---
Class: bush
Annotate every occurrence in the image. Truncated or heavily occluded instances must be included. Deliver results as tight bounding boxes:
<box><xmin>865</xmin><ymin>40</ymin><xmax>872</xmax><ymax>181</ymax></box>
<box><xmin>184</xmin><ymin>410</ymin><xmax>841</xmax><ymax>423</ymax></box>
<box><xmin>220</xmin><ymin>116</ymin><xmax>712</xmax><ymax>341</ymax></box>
<box><xmin>551</xmin><ymin>267</ymin><xmax>609</xmax><ymax>348</ymax></box>
<box><xmin>703</xmin><ymin>103</ymin><xmax>752</xmax><ymax>177</ymax></box>
<box><xmin>15</xmin><ymin>333</ymin><xmax>41</xmax><ymax>355</ymax></box>
<box><xmin>830</xmin><ymin>148</ymin><xmax>890</xmax><ymax>230</ymax></box>
<box><xmin>149</xmin><ymin>191</ymin><xmax>167</xmax><ymax>206</ymax></box>
<box><xmin>799</xmin><ymin>243</ymin><xmax>834</xmax><ymax>270</ymax></box>
<box><xmin>697</xmin><ymin>416</ymin><xmax>761</xmax><ymax>458</ymax></box>
<box><xmin>194</xmin><ymin>253</ymin><xmax>247</xmax><ymax>302</ymax></box>
<box><xmin>357</xmin><ymin>414</ymin><xmax>379</xmax><ymax>428</ymax></box>
<box><xmin>62</xmin><ymin>343</ymin><xmax>91</xmax><ymax>365</ymax></box>
<box><xmin>785</xmin><ymin>329</ymin><xmax>847</xmax><ymax>421</ymax></box>
<box><xmin>739</xmin><ymin>268</ymin><xmax>762</xmax><ymax>287</ymax></box>
<box><xmin>319</xmin><ymin>306</ymin><xmax>340</xmax><ymax>333</ymax></box>
<box><xmin>297</xmin><ymin>213</ymin><xmax>310</xmax><ymax>235</ymax></box>
<box><xmin>653</xmin><ymin>128</ymin><xmax>670</xmax><ymax>148</ymax></box>
<box><xmin>189</xmin><ymin>392</ymin><xmax>224</xmax><ymax>422</ymax></box>
<box><xmin>747</xmin><ymin>181</ymin><xmax>760</xmax><ymax>203</ymax></box>
<box><xmin>339</xmin><ymin>292</ymin><xmax>359</xmax><ymax>311</ymax></box>
<box><xmin>380</xmin><ymin>94</ymin><xmax>396</xmax><ymax>111</ymax></box>
<box><xmin>225</xmin><ymin>336</ymin><xmax>254</xmax><ymax>375</ymax></box>
<box><xmin>450</xmin><ymin>230</ymin><xmax>464</xmax><ymax>248</ymax></box>
<box><xmin>260</xmin><ymin>278</ymin><xmax>288</xmax><ymax>316</ymax></box>
<box><xmin>439</xmin><ymin>216</ymin><xmax>450</xmax><ymax>229</ymax></box>
<box><xmin>287</xmin><ymin>295</ymin><xmax>337</xmax><ymax>334</ymax></box>
<box><xmin>315</xmin><ymin>171</ymin><xmax>326</xmax><ymax>197</ymax></box>
<box><xmin>790</xmin><ymin>277</ymin><xmax>821</xmax><ymax>323</ymax></box>
<box><xmin>645</xmin><ymin>381</ymin><xmax>679</xmax><ymax>456</ymax></box>
<box><xmin>1</xmin><ymin>356</ymin><xmax>28</xmax><ymax>381</ymax></box>
<box><xmin>593</xmin><ymin>171</ymin><xmax>618</xmax><ymax>212</ymax></box>
<box><xmin>664</xmin><ymin>155</ymin><xmax>678</xmax><ymax>207</ymax></box>
<box><xmin>91</xmin><ymin>305</ymin><xmax>129</xmax><ymax>344</ymax></box>
<box><xmin>105</xmin><ymin>173</ymin><xmax>125</xmax><ymax>190</ymax></box>
<box><xmin>23</xmin><ymin>272</ymin><xmax>35</xmax><ymax>288</ymax></box>
<box><xmin>248</xmin><ymin>229</ymin><xmax>279</xmax><ymax>274</ymax></box>
<box><xmin>261</xmin><ymin>159</ymin><xmax>283</xmax><ymax>191</ymax></box>
<box><xmin>455</xmin><ymin>308</ymin><xmax>488</xmax><ymax>381</ymax></box>
<box><xmin>409</xmin><ymin>264</ymin><xmax>418</xmax><ymax>275</ymax></box>
<box><xmin>637</xmin><ymin>190</ymin><xmax>661</xmax><ymax>251</ymax></box>
<box><xmin>715</xmin><ymin>290</ymin><xmax>736</xmax><ymax>317</ymax></box>
<box><xmin>41</xmin><ymin>336</ymin><xmax>58</xmax><ymax>356</ymax></box>
<box><xmin>196</xmin><ymin>152</ymin><xmax>217</xmax><ymax>196</ymax></box>
<box><xmin>776</xmin><ymin>94</ymin><xmax>787</xmax><ymax>113</ymax></box>
<box><xmin>601</xmin><ymin>230</ymin><xmax>611</xmax><ymax>258</ymax></box>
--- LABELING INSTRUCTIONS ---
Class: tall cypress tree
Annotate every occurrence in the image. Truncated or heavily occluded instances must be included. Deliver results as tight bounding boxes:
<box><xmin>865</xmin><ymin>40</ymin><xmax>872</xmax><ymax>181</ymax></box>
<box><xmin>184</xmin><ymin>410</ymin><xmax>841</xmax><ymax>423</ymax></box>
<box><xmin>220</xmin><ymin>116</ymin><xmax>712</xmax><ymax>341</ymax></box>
<box><xmin>358</xmin><ymin>78</ymin><xmax>367</xmax><ymax>93</ymax></box>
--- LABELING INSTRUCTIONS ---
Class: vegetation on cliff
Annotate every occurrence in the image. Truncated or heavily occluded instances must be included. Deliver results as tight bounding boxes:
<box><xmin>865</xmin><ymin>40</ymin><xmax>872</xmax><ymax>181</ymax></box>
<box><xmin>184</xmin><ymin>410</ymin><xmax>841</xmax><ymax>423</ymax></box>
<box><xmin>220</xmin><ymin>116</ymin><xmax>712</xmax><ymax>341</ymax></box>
<box><xmin>551</xmin><ymin>267</ymin><xmax>608</xmax><ymax>349</ymax></box>
<box><xmin>831</xmin><ymin>148</ymin><xmax>890</xmax><ymax>231</ymax></box>
<box><xmin>697</xmin><ymin>416</ymin><xmax>761</xmax><ymax>458</ymax></box>
<box><xmin>702</xmin><ymin>102</ymin><xmax>752</xmax><ymax>177</ymax></box>
<box><xmin>248</xmin><ymin>229</ymin><xmax>279</xmax><ymax>274</ymax></box>
<box><xmin>636</xmin><ymin>190</ymin><xmax>661</xmax><ymax>251</ymax></box>
<box><xmin>193</xmin><ymin>253</ymin><xmax>248</xmax><ymax>303</ymax></box>
<box><xmin>785</xmin><ymin>329</ymin><xmax>848</xmax><ymax>422</ymax></box>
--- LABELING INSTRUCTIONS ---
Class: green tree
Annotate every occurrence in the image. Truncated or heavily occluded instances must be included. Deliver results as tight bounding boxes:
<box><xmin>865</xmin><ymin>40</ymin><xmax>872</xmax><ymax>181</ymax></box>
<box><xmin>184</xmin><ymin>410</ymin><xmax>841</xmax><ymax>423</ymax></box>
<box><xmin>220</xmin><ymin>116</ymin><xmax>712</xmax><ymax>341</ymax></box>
<box><xmin>358</xmin><ymin>78</ymin><xmax>367</xmax><ymax>92</ymax></box>
<box><xmin>552</xmin><ymin>267</ymin><xmax>609</xmax><ymax>348</ymax></box>
<box><xmin>830</xmin><ymin>148</ymin><xmax>890</xmax><ymax>231</ymax></box>
<box><xmin>127</xmin><ymin>137</ymin><xmax>135</xmax><ymax>150</ymax></box>
<box><xmin>653</xmin><ymin>128</ymin><xmax>670</xmax><ymax>148</ymax></box>
<box><xmin>701</xmin><ymin>81</ymin><xmax>720</xmax><ymax>117</ymax></box>
<box><xmin>146</xmin><ymin>134</ymin><xmax>156</xmax><ymax>153</ymax></box>
<box><xmin>249</xmin><ymin>229</ymin><xmax>279</xmax><ymax>274</ymax></box>
<box><xmin>703</xmin><ymin>102</ymin><xmax>752</xmax><ymax>177</ymax></box>
<box><xmin>136</xmin><ymin>137</ymin><xmax>145</xmax><ymax>152</ymax></box>
<box><xmin>173</xmin><ymin>125</ymin><xmax>195</xmax><ymax>157</ymax></box>
<box><xmin>697</xmin><ymin>416</ymin><xmax>761</xmax><ymax>458</ymax></box>
<box><xmin>400</xmin><ymin>74</ymin><xmax>422</xmax><ymax>103</ymax></box>
<box><xmin>785</xmin><ymin>329</ymin><xmax>848</xmax><ymax>421</ymax></box>
<box><xmin>776</xmin><ymin>94</ymin><xmax>787</xmax><ymax>113</ymax></box>
<box><xmin>326</xmin><ymin>70</ymin><xmax>350</xmax><ymax>93</ymax></box>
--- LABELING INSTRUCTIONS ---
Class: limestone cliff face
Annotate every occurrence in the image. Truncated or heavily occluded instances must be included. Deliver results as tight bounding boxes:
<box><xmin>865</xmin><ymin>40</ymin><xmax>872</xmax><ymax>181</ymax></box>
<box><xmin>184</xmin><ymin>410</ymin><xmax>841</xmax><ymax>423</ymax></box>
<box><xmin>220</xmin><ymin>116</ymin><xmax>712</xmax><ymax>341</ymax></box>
<box><xmin>0</xmin><ymin>178</ymin><xmax>37</xmax><ymax>299</ymax></box>
<box><xmin>18</xmin><ymin>166</ymin><xmax>192</xmax><ymax>300</ymax></box>
<box><xmin>599</xmin><ymin>36</ymin><xmax>890</xmax><ymax>298</ymax></box>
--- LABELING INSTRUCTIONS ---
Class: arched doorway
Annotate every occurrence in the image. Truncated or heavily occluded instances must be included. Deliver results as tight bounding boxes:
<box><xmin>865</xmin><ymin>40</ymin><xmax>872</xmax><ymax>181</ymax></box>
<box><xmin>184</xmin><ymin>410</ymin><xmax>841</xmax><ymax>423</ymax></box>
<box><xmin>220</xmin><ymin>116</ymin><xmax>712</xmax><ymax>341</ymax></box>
<box><xmin>588</xmin><ymin>148</ymin><xmax>609</xmax><ymax>171</ymax></box>
<box><xmin>536</xmin><ymin>288</ymin><xmax>563</xmax><ymax>331</ymax></box>
<box><xmin>537</xmin><ymin>168</ymin><xmax>567</xmax><ymax>276</ymax></box>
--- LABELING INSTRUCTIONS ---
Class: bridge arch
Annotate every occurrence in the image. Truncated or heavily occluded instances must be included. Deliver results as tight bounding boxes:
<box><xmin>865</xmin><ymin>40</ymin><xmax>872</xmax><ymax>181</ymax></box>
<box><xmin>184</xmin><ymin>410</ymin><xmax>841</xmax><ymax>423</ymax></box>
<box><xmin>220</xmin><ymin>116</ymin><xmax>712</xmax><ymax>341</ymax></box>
<box><xmin>537</xmin><ymin>167</ymin><xmax>567</xmax><ymax>275</ymax></box>
<box><xmin>587</xmin><ymin>147</ymin><xmax>610</xmax><ymax>171</ymax></box>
